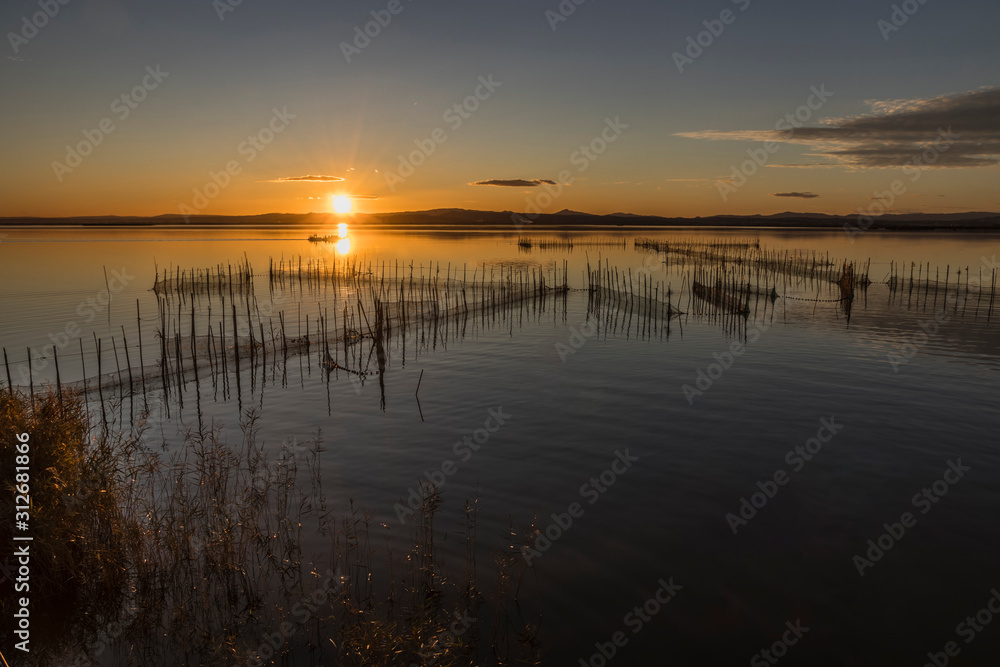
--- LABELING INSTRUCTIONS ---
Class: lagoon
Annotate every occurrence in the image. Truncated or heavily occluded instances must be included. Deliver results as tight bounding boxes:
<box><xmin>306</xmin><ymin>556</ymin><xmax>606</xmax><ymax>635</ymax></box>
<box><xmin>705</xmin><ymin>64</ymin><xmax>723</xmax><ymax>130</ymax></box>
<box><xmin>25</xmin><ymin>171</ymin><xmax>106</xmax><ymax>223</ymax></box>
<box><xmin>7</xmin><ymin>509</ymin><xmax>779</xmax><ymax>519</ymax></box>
<box><xmin>1</xmin><ymin>226</ymin><xmax>998</xmax><ymax>665</ymax></box>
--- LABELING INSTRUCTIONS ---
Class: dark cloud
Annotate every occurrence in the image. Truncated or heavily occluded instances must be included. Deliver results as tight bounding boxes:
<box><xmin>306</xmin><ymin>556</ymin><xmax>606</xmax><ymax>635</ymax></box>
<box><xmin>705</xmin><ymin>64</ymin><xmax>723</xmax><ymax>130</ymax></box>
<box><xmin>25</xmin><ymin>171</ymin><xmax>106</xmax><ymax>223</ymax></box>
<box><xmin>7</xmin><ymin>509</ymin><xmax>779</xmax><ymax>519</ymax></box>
<box><xmin>470</xmin><ymin>179</ymin><xmax>557</xmax><ymax>187</ymax></box>
<box><xmin>771</xmin><ymin>192</ymin><xmax>820</xmax><ymax>199</ymax></box>
<box><xmin>268</xmin><ymin>175</ymin><xmax>346</xmax><ymax>182</ymax></box>
<box><xmin>677</xmin><ymin>88</ymin><xmax>1000</xmax><ymax>168</ymax></box>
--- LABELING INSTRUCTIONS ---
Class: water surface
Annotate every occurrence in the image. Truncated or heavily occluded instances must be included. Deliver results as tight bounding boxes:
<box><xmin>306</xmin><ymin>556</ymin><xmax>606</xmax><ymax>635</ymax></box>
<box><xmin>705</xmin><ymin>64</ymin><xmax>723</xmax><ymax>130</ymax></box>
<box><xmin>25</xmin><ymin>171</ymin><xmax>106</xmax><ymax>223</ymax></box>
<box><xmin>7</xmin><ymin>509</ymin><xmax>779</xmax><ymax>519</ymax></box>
<box><xmin>1</xmin><ymin>227</ymin><xmax>998</xmax><ymax>665</ymax></box>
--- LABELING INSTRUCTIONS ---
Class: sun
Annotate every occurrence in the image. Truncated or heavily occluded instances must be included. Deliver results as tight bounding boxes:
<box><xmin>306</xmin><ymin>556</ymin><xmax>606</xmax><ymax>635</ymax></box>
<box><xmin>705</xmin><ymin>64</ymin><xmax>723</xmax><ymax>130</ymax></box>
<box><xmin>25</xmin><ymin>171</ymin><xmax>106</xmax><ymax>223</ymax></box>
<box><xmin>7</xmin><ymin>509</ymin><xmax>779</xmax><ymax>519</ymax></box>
<box><xmin>332</xmin><ymin>195</ymin><xmax>353</xmax><ymax>214</ymax></box>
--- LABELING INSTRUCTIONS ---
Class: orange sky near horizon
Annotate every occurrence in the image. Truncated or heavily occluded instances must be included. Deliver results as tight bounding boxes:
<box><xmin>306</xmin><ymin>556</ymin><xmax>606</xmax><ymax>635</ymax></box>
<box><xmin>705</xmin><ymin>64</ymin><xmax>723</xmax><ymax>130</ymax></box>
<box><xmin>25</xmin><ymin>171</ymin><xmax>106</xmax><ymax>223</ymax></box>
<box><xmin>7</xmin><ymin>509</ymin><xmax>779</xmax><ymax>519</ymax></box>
<box><xmin>3</xmin><ymin>153</ymin><xmax>998</xmax><ymax>220</ymax></box>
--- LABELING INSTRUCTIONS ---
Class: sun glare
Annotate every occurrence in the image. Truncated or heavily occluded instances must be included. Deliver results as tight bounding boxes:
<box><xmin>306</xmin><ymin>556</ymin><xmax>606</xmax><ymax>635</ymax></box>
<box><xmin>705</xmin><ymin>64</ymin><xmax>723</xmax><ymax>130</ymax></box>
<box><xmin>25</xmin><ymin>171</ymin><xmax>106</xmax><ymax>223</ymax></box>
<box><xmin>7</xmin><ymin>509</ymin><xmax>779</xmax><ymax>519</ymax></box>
<box><xmin>333</xmin><ymin>195</ymin><xmax>353</xmax><ymax>214</ymax></box>
<box><xmin>338</xmin><ymin>223</ymin><xmax>348</xmax><ymax>238</ymax></box>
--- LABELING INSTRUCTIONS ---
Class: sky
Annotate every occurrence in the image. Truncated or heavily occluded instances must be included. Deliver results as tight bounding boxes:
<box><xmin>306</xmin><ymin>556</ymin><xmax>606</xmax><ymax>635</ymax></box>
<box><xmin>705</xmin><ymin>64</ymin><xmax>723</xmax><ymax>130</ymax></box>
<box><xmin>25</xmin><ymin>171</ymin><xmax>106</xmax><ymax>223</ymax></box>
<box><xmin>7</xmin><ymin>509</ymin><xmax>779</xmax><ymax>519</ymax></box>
<box><xmin>0</xmin><ymin>0</ymin><xmax>998</xmax><ymax>218</ymax></box>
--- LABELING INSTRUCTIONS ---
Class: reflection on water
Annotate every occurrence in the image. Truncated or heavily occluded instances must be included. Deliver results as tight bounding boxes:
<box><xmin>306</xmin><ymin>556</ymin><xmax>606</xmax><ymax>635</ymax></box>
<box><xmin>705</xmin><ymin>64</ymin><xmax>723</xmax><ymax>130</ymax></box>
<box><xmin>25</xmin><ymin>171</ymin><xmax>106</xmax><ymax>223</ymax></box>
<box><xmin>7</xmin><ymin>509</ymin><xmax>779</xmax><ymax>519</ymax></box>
<box><xmin>0</xmin><ymin>228</ymin><xmax>998</xmax><ymax>665</ymax></box>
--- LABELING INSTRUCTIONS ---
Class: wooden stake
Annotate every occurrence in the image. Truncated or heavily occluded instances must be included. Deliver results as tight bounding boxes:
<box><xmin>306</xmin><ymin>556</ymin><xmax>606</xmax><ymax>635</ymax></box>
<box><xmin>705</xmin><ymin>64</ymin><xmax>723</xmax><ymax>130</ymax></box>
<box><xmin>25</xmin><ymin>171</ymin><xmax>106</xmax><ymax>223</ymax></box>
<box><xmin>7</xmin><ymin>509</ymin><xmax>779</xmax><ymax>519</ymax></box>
<box><xmin>121</xmin><ymin>325</ymin><xmax>134</xmax><ymax>396</ymax></box>
<box><xmin>3</xmin><ymin>348</ymin><xmax>11</xmax><ymax>395</ymax></box>
<box><xmin>26</xmin><ymin>347</ymin><xmax>33</xmax><ymax>409</ymax></box>
<box><xmin>95</xmin><ymin>337</ymin><xmax>106</xmax><ymax>426</ymax></box>
<box><xmin>79</xmin><ymin>338</ymin><xmax>88</xmax><ymax>414</ymax></box>
<box><xmin>54</xmin><ymin>345</ymin><xmax>62</xmax><ymax>406</ymax></box>
<box><xmin>137</xmin><ymin>299</ymin><xmax>145</xmax><ymax>394</ymax></box>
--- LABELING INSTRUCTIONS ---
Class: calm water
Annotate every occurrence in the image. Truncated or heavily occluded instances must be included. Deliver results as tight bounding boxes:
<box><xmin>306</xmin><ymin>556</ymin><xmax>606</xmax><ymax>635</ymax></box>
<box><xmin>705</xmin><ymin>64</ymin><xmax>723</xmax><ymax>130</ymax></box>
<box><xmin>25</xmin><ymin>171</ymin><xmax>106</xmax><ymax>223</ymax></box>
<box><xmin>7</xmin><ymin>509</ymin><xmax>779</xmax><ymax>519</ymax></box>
<box><xmin>2</xmin><ymin>226</ymin><xmax>999</xmax><ymax>665</ymax></box>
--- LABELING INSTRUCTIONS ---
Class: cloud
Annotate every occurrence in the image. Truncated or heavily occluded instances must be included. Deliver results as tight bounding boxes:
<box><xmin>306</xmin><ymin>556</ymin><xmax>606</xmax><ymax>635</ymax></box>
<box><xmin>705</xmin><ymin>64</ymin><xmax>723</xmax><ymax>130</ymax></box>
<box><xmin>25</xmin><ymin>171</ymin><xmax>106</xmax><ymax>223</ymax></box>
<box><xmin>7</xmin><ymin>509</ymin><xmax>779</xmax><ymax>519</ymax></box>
<box><xmin>771</xmin><ymin>192</ymin><xmax>820</xmax><ymax>199</ymax></box>
<box><xmin>267</xmin><ymin>175</ymin><xmax>346</xmax><ymax>183</ymax></box>
<box><xmin>676</xmin><ymin>88</ymin><xmax>1000</xmax><ymax>168</ymax></box>
<box><xmin>469</xmin><ymin>179</ymin><xmax>556</xmax><ymax>187</ymax></box>
<box><xmin>301</xmin><ymin>194</ymin><xmax>378</xmax><ymax>200</ymax></box>
<box><xmin>301</xmin><ymin>195</ymin><xmax>378</xmax><ymax>200</ymax></box>
<box><xmin>760</xmin><ymin>164</ymin><xmax>841</xmax><ymax>169</ymax></box>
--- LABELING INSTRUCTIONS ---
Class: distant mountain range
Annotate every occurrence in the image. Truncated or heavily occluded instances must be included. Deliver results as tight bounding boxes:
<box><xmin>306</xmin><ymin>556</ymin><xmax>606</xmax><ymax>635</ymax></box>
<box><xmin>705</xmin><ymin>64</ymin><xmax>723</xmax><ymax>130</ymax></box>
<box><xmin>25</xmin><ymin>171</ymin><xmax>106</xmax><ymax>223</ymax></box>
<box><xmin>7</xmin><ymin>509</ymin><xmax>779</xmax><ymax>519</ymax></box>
<box><xmin>2</xmin><ymin>209</ymin><xmax>999</xmax><ymax>230</ymax></box>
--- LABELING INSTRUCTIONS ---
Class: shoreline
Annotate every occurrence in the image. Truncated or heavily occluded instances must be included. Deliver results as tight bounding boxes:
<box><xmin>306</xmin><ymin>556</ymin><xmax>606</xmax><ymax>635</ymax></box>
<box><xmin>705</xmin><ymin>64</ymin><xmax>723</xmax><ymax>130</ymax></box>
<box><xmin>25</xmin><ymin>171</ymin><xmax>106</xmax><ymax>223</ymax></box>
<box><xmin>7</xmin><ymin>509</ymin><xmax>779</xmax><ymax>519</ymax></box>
<box><xmin>2</xmin><ymin>222</ymin><xmax>1000</xmax><ymax>233</ymax></box>
<box><xmin>2</xmin><ymin>209</ymin><xmax>1000</xmax><ymax>232</ymax></box>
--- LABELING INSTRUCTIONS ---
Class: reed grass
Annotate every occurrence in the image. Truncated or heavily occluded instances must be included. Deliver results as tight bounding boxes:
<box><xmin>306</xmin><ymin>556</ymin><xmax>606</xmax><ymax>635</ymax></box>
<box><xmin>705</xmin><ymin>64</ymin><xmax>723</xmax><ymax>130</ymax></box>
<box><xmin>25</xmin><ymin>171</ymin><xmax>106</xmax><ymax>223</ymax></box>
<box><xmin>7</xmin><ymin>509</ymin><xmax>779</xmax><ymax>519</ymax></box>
<box><xmin>0</xmin><ymin>389</ymin><xmax>139</xmax><ymax>665</ymax></box>
<box><xmin>0</xmin><ymin>390</ymin><xmax>542</xmax><ymax>666</ymax></box>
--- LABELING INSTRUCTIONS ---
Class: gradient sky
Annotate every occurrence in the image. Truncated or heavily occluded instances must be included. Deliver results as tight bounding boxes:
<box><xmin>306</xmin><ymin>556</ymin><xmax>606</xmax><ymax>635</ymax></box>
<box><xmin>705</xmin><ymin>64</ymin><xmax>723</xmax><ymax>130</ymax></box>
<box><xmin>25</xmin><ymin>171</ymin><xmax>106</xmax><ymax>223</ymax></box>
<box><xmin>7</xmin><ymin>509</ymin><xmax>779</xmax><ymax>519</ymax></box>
<box><xmin>1</xmin><ymin>0</ymin><xmax>998</xmax><ymax>218</ymax></box>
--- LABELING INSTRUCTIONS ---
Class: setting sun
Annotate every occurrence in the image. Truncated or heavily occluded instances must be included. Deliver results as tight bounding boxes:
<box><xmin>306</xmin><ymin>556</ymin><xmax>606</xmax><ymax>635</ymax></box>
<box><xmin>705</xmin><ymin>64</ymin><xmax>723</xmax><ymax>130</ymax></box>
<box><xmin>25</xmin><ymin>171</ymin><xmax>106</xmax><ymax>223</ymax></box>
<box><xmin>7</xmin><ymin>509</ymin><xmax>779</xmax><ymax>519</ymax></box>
<box><xmin>333</xmin><ymin>195</ymin><xmax>352</xmax><ymax>214</ymax></box>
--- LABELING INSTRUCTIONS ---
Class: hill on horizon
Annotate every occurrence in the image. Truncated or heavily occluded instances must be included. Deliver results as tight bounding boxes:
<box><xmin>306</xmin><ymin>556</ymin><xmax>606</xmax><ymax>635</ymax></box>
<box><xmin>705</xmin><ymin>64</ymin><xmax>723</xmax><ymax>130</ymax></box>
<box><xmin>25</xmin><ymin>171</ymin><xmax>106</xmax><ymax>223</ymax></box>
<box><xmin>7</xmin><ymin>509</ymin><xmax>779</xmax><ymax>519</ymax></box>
<box><xmin>1</xmin><ymin>208</ymin><xmax>999</xmax><ymax>230</ymax></box>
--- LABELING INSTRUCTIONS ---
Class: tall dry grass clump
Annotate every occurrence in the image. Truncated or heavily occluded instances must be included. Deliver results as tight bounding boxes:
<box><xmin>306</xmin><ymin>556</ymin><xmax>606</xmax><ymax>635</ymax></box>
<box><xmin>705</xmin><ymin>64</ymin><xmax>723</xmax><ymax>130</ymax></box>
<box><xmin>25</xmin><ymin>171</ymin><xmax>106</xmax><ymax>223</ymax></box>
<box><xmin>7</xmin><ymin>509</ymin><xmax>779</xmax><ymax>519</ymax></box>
<box><xmin>1</xmin><ymin>389</ymin><xmax>542</xmax><ymax>666</ymax></box>
<box><xmin>0</xmin><ymin>389</ymin><xmax>140</xmax><ymax>665</ymax></box>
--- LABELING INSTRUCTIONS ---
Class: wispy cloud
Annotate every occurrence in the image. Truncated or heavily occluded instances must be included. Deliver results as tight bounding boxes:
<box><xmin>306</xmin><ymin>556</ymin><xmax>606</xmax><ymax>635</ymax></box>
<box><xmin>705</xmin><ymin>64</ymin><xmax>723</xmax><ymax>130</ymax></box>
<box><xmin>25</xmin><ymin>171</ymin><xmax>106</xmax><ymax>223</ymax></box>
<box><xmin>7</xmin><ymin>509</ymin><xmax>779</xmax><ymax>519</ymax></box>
<box><xmin>301</xmin><ymin>195</ymin><xmax>378</xmax><ymax>200</ymax></box>
<box><xmin>760</xmin><ymin>164</ymin><xmax>841</xmax><ymax>169</ymax></box>
<box><xmin>469</xmin><ymin>179</ymin><xmax>556</xmax><ymax>187</ymax></box>
<box><xmin>301</xmin><ymin>194</ymin><xmax>378</xmax><ymax>201</ymax></box>
<box><xmin>267</xmin><ymin>175</ymin><xmax>346</xmax><ymax>183</ymax></box>
<box><xmin>677</xmin><ymin>88</ymin><xmax>1000</xmax><ymax>168</ymax></box>
<box><xmin>771</xmin><ymin>192</ymin><xmax>820</xmax><ymax>199</ymax></box>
